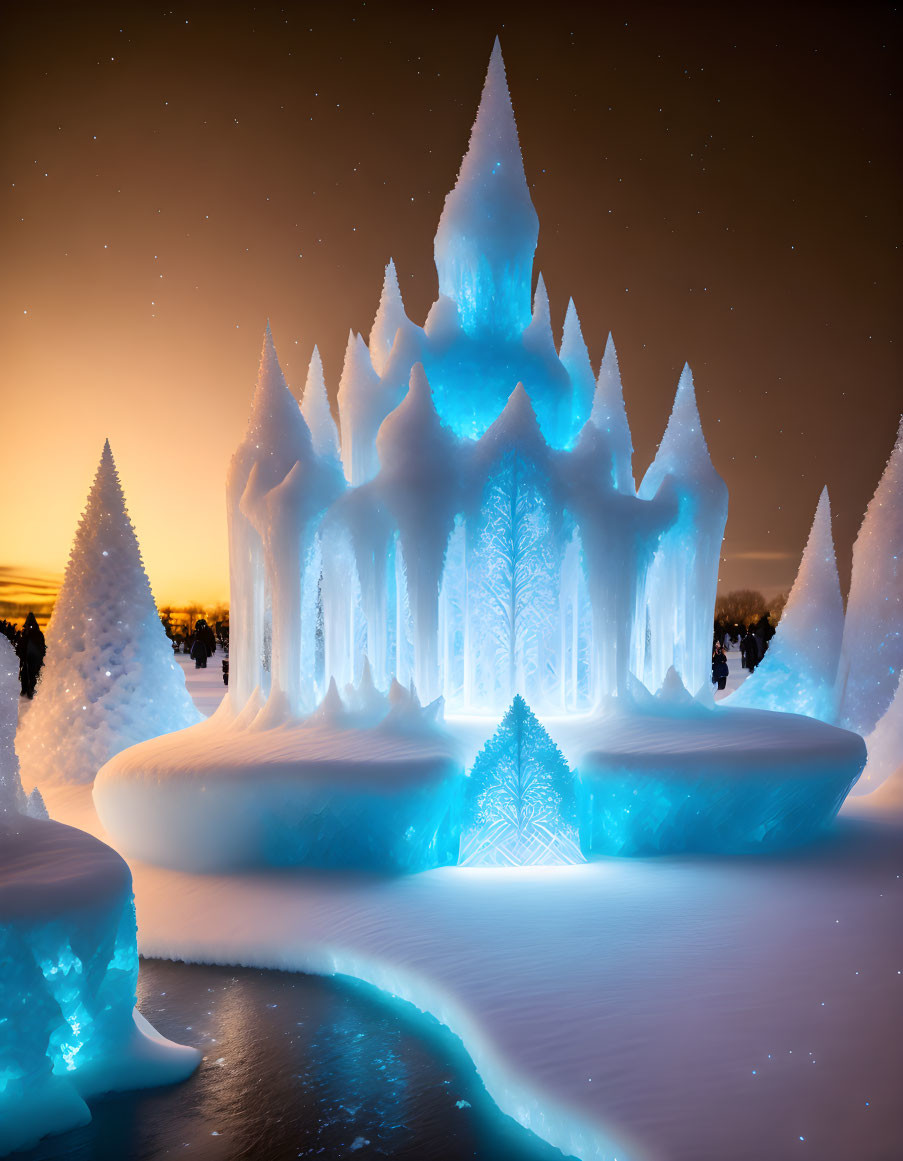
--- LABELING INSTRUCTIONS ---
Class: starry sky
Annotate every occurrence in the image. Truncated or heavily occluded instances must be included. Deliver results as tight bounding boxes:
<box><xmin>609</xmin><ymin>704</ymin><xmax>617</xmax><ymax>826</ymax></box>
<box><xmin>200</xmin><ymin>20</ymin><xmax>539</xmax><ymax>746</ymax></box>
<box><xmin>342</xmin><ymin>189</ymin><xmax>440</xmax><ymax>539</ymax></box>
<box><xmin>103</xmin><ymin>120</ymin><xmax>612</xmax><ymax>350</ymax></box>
<box><xmin>1</xmin><ymin>1</ymin><xmax>899</xmax><ymax>607</ymax></box>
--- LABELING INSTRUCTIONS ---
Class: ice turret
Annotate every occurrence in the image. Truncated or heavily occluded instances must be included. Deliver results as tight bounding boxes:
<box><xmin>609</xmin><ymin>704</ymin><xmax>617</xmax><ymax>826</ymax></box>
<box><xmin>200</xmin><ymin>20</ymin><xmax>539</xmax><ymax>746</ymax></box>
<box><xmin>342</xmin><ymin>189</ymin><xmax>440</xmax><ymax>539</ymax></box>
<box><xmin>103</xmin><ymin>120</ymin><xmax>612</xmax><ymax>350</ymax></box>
<box><xmin>369</xmin><ymin>259</ymin><xmax>408</xmax><ymax>376</ymax></box>
<box><xmin>336</xmin><ymin>329</ymin><xmax>382</xmax><ymax>485</ymax></box>
<box><xmin>377</xmin><ymin>364</ymin><xmax>458</xmax><ymax>702</ymax></box>
<box><xmin>18</xmin><ymin>442</ymin><xmax>200</xmax><ymax>784</ymax></box>
<box><xmin>728</xmin><ymin>488</ymin><xmax>844</xmax><ymax>721</ymax></box>
<box><xmin>837</xmin><ymin>415</ymin><xmax>903</xmax><ymax>736</ymax></box>
<box><xmin>559</xmin><ymin>298</ymin><xmax>595</xmax><ymax>433</ymax></box>
<box><xmin>300</xmin><ymin>345</ymin><xmax>340</xmax><ymax>463</ymax></box>
<box><xmin>591</xmin><ymin>334</ymin><xmax>635</xmax><ymax>495</ymax></box>
<box><xmin>227</xmin><ymin>326</ymin><xmax>316</xmax><ymax>707</ymax></box>
<box><xmin>638</xmin><ymin>364</ymin><xmax>728</xmax><ymax>695</ymax></box>
<box><xmin>433</xmin><ymin>38</ymin><xmax>538</xmax><ymax>338</ymax></box>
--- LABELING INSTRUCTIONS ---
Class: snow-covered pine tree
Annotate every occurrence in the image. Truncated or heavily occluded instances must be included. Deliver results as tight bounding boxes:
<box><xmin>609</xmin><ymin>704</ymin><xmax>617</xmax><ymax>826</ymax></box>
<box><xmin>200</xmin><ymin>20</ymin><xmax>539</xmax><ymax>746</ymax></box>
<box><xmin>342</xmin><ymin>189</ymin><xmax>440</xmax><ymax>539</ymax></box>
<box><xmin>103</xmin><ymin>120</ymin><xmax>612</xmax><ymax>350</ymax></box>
<box><xmin>18</xmin><ymin>441</ymin><xmax>201</xmax><ymax>785</ymax></box>
<box><xmin>458</xmin><ymin>695</ymin><xmax>583</xmax><ymax>866</ymax></box>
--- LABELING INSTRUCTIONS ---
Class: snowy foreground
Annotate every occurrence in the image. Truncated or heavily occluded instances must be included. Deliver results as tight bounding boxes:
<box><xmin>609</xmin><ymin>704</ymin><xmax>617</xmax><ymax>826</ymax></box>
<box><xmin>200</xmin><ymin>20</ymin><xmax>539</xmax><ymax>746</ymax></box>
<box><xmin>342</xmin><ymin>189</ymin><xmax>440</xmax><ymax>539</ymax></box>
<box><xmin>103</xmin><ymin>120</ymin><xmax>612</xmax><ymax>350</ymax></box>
<box><xmin>40</xmin><ymin>691</ymin><xmax>903</xmax><ymax>1161</ymax></box>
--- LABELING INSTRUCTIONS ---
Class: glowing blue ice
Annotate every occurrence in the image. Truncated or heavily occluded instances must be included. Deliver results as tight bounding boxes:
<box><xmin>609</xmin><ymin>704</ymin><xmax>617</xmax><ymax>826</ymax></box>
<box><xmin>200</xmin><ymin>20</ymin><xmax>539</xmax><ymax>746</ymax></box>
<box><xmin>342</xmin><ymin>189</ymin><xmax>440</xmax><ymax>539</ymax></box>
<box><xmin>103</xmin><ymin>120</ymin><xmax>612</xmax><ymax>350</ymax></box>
<box><xmin>459</xmin><ymin>696</ymin><xmax>582</xmax><ymax>866</ymax></box>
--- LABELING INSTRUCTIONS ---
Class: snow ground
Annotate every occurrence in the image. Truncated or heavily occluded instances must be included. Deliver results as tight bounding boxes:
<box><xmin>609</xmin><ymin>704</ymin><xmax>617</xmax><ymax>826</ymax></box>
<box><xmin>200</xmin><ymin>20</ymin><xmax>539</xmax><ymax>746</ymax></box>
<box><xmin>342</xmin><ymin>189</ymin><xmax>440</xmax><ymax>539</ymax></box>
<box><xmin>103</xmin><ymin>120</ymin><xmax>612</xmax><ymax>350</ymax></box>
<box><xmin>28</xmin><ymin>659</ymin><xmax>902</xmax><ymax>1161</ymax></box>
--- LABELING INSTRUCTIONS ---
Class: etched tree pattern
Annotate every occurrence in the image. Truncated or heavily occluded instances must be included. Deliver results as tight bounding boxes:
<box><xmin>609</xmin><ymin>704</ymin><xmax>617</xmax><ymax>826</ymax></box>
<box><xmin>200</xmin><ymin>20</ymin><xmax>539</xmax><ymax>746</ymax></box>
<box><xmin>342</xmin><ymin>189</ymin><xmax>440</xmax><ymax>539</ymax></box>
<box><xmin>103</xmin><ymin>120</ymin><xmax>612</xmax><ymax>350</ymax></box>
<box><xmin>471</xmin><ymin>447</ymin><xmax>559</xmax><ymax>708</ymax></box>
<box><xmin>458</xmin><ymin>696</ymin><xmax>583</xmax><ymax>866</ymax></box>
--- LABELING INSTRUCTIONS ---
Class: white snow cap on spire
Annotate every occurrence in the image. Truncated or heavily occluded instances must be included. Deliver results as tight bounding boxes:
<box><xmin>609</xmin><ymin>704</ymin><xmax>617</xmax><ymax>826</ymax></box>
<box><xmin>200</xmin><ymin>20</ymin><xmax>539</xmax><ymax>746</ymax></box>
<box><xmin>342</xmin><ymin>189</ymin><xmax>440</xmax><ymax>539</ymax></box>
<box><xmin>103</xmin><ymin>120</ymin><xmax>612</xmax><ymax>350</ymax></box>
<box><xmin>837</xmin><ymin>414</ymin><xmax>903</xmax><ymax>736</ymax></box>
<box><xmin>301</xmin><ymin>345</ymin><xmax>340</xmax><ymax>462</ymax></box>
<box><xmin>369</xmin><ymin>259</ymin><xmax>408</xmax><ymax>376</ymax></box>
<box><xmin>728</xmin><ymin>487</ymin><xmax>844</xmax><ymax>722</ymax></box>
<box><xmin>558</xmin><ymin>298</ymin><xmax>595</xmax><ymax>430</ymax></box>
<box><xmin>638</xmin><ymin>363</ymin><xmax>718</xmax><ymax>500</ymax></box>
<box><xmin>591</xmin><ymin>333</ymin><xmax>635</xmax><ymax>494</ymax></box>
<box><xmin>433</xmin><ymin>38</ymin><xmax>538</xmax><ymax>336</ymax></box>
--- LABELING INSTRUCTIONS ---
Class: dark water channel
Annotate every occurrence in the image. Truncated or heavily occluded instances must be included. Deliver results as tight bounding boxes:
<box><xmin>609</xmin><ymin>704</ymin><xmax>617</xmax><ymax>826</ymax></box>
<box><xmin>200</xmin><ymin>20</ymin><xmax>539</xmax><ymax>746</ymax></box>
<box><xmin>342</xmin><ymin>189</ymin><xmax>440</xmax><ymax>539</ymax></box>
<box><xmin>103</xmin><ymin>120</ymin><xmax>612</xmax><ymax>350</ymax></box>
<box><xmin>16</xmin><ymin>958</ymin><xmax>575</xmax><ymax>1161</ymax></box>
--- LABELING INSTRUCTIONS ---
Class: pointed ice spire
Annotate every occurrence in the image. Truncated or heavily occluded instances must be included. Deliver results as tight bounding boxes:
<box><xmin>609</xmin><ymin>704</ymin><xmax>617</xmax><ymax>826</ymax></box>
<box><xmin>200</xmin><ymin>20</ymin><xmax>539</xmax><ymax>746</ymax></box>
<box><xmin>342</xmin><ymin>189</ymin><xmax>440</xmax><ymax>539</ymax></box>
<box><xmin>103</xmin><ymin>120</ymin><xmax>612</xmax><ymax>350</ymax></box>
<box><xmin>590</xmin><ymin>333</ymin><xmax>635</xmax><ymax>494</ymax></box>
<box><xmin>638</xmin><ymin>364</ymin><xmax>717</xmax><ymax>500</ymax></box>
<box><xmin>837</xmin><ymin>415</ymin><xmax>903</xmax><ymax>736</ymax></box>
<box><xmin>300</xmin><ymin>345</ymin><xmax>340</xmax><ymax>462</ymax></box>
<box><xmin>434</xmin><ymin>38</ymin><xmax>538</xmax><ymax>337</ymax></box>
<box><xmin>479</xmin><ymin>382</ymin><xmax>549</xmax><ymax>466</ymax></box>
<box><xmin>369</xmin><ymin>259</ymin><xmax>409</xmax><ymax>376</ymax></box>
<box><xmin>18</xmin><ymin>442</ymin><xmax>200</xmax><ymax>785</ymax></box>
<box><xmin>559</xmin><ymin>298</ymin><xmax>595</xmax><ymax>431</ymax></box>
<box><xmin>523</xmin><ymin>273</ymin><xmax>555</xmax><ymax>353</ymax></box>
<box><xmin>729</xmin><ymin>488</ymin><xmax>844</xmax><ymax>722</ymax></box>
<box><xmin>235</xmin><ymin>324</ymin><xmax>313</xmax><ymax>493</ymax></box>
<box><xmin>336</xmin><ymin>329</ymin><xmax>381</xmax><ymax>485</ymax></box>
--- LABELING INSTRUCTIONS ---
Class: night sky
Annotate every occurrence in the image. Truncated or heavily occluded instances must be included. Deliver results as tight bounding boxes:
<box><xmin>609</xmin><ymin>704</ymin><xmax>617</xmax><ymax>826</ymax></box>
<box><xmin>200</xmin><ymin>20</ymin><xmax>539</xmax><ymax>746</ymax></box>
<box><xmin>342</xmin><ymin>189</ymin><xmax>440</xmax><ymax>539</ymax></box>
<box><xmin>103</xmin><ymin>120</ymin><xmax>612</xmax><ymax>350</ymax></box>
<box><xmin>1</xmin><ymin>1</ymin><xmax>899</xmax><ymax>606</ymax></box>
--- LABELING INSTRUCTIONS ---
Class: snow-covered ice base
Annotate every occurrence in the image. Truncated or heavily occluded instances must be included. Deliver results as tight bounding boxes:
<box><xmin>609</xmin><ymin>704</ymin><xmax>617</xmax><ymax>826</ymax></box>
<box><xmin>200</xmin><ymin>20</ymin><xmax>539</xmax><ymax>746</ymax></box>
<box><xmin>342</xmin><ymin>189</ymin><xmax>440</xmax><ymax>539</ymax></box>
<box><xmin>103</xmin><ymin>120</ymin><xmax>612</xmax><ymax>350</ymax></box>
<box><xmin>571</xmin><ymin>703</ymin><xmax>867</xmax><ymax>856</ymax></box>
<box><xmin>36</xmin><ymin>776</ymin><xmax>903</xmax><ymax>1161</ymax></box>
<box><xmin>0</xmin><ymin>816</ymin><xmax>199</xmax><ymax>1156</ymax></box>
<box><xmin>94</xmin><ymin>694</ymin><xmax>463</xmax><ymax>873</ymax></box>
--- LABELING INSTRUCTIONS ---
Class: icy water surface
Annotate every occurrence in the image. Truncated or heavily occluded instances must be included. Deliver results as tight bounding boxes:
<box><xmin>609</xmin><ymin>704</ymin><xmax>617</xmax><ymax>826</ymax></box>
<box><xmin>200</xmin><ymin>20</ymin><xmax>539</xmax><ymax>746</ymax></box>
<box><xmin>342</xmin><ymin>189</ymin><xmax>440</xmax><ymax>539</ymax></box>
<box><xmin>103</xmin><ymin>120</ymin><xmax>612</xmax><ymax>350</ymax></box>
<box><xmin>15</xmin><ymin>958</ymin><xmax>575</xmax><ymax>1161</ymax></box>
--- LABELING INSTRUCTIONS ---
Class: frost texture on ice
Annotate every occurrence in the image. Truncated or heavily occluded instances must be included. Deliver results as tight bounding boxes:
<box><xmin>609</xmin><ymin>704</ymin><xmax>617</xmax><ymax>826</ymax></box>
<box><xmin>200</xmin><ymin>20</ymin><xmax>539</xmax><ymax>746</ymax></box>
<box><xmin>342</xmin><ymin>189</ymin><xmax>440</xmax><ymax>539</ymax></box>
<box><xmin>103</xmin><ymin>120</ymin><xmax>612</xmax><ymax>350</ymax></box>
<box><xmin>575</xmin><ymin>699</ymin><xmax>866</xmax><ymax>856</ymax></box>
<box><xmin>727</xmin><ymin>488</ymin><xmax>844</xmax><ymax>722</ymax></box>
<box><xmin>836</xmin><ymin>415</ymin><xmax>903</xmax><ymax>737</ymax></box>
<box><xmin>94</xmin><ymin>677</ymin><xmax>462</xmax><ymax>873</ymax></box>
<box><xmin>17</xmin><ymin>441</ymin><xmax>200</xmax><ymax>786</ymax></box>
<box><xmin>459</xmin><ymin>696</ymin><xmax>582</xmax><ymax>866</ymax></box>
<box><xmin>0</xmin><ymin>816</ymin><xmax>199</xmax><ymax>1154</ymax></box>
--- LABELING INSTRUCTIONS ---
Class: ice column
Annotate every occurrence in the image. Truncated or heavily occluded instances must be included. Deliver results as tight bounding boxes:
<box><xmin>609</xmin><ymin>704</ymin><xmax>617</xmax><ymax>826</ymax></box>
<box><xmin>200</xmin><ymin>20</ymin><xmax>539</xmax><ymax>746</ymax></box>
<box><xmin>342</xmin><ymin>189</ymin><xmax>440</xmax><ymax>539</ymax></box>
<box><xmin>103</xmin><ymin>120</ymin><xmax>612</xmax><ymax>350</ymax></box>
<box><xmin>376</xmin><ymin>364</ymin><xmax>458</xmax><ymax>703</ymax></box>
<box><xmin>638</xmin><ymin>364</ymin><xmax>728</xmax><ymax>695</ymax></box>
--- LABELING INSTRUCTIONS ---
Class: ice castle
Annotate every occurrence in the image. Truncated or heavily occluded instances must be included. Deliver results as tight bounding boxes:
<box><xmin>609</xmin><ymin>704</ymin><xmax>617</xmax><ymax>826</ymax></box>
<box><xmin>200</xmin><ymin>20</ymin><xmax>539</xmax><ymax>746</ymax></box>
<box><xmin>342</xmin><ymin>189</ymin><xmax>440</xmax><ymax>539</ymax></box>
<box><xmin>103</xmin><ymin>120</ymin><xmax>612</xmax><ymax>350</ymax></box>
<box><xmin>93</xmin><ymin>39</ymin><xmax>874</xmax><ymax>870</ymax></box>
<box><xmin>227</xmin><ymin>39</ymin><xmax>727</xmax><ymax>721</ymax></box>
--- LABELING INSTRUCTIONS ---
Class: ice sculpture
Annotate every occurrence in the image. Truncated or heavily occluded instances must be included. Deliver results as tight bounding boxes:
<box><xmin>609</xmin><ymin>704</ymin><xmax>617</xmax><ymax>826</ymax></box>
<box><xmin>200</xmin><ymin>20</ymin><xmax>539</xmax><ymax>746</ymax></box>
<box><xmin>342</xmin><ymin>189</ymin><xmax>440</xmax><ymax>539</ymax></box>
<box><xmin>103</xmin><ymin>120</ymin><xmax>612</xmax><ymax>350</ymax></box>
<box><xmin>17</xmin><ymin>441</ymin><xmax>200</xmax><ymax>786</ymax></box>
<box><xmin>93</xmin><ymin>39</ymin><xmax>876</xmax><ymax>869</ymax></box>
<box><xmin>459</xmin><ymin>696</ymin><xmax>582</xmax><ymax>866</ymax></box>
<box><xmin>94</xmin><ymin>676</ymin><xmax>462</xmax><ymax>872</ymax></box>
<box><xmin>1</xmin><ymin>638</ymin><xmax>198</xmax><ymax>1153</ymax></box>
<box><xmin>836</xmin><ymin>415</ymin><xmax>903</xmax><ymax>737</ymax></box>
<box><xmin>575</xmin><ymin>671</ymin><xmax>866</xmax><ymax>856</ymax></box>
<box><xmin>727</xmin><ymin>488</ymin><xmax>844</xmax><ymax>721</ymax></box>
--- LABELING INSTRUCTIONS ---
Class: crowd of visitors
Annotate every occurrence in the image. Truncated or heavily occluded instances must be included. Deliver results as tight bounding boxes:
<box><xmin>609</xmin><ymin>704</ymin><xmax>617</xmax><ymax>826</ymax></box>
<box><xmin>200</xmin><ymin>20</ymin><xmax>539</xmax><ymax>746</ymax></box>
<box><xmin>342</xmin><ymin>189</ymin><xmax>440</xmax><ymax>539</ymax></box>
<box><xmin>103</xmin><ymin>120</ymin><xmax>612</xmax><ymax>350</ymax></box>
<box><xmin>712</xmin><ymin>613</ymin><xmax>776</xmax><ymax>689</ymax></box>
<box><xmin>0</xmin><ymin>612</ymin><xmax>47</xmax><ymax>698</ymax></box>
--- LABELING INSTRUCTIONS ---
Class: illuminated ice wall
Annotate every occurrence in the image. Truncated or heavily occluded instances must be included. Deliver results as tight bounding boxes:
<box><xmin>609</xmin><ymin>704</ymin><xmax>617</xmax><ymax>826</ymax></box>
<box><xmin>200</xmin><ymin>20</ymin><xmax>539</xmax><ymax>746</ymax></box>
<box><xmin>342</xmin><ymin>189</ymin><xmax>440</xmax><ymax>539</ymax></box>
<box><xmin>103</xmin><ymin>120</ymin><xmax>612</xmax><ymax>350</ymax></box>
<box><xmin>226</xmin><ymin>39</ymin><xmax>727</xmax><ymax>718</ymax></box>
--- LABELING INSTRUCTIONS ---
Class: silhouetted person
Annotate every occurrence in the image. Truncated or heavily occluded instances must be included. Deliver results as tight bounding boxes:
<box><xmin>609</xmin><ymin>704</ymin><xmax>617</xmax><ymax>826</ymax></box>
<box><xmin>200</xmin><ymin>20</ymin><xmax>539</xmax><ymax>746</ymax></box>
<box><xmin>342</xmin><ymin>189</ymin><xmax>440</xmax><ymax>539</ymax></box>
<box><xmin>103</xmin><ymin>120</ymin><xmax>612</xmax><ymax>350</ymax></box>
<box><xmin>16</xmin><ymin>611</ymin><xmax>46</xmax><ymax>698</ymax></box>
<box><xmin>712</xmin><ymin>642</ymin><xmax>729</xmax><ymax>691</ymax></box>
<box><xmin>742</xmin><ymin>631</ymin><xmax>760</xmax><ymax>672</ymax></box>
<box><xmin>189</xmin><ymin>631</ymin><xmax>208</xmax><ymax>669</ymax></box>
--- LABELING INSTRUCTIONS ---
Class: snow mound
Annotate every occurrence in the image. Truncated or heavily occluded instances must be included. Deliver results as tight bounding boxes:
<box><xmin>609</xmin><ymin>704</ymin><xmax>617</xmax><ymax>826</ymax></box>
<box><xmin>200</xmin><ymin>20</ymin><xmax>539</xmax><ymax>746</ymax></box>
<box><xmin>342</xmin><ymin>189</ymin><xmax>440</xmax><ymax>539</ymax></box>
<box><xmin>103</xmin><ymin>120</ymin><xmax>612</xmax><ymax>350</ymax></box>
<box><xmin>0</xmin><ymin>815</ymin><xmax>199</xmax><ymax>1155</ymax></box>
<box><xmin>93</xmin><ymin>685</ymin><xmax>464</xmax><ymax>873</ymax></box>
<box><xmin>574</xmin><ymin>702</ymin><xmax>866</xmax><ymax>855</ymax></box>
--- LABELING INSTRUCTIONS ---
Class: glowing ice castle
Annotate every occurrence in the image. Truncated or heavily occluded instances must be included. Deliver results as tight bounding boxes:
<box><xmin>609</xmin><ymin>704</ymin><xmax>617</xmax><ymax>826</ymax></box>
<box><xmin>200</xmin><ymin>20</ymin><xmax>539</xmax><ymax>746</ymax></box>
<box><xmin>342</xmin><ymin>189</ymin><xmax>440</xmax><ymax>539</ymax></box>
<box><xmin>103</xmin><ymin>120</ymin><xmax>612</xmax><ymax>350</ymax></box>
<box><xmin>94</xmin><ymin>40</ymin><xmax>877</xmax><ymax>871</ymax></box>
<box><xmin>228</xmin><ymin>39</ymin><xmax>727</xmax><ymax>720</ymax></box>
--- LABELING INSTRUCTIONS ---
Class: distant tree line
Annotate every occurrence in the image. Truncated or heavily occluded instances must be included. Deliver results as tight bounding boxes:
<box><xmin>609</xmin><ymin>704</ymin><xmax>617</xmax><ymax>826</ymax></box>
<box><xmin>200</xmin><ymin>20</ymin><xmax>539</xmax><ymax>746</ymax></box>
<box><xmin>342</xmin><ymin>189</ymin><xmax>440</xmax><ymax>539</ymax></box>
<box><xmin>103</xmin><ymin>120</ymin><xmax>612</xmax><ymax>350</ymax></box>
<box><xmin>715</xmin><ymin>589</ymin><xmax>788</xmax><ymax>629</ymax></box>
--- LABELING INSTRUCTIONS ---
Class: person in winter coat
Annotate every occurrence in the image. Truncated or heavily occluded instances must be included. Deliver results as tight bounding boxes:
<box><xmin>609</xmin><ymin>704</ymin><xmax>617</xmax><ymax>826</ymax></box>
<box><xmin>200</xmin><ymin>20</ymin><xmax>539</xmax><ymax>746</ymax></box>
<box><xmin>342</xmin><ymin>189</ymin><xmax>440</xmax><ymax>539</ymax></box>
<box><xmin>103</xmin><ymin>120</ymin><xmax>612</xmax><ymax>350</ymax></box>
<box><xmin>189</xmin><ymin>631</ymin><xmax>208</xmax><ymax>669</ymax></box>
<box><xmin>712</xmin><ymin>642</ymin><xmax>729</xmax><ymax>691</ymax></box>
<box><xmin>16</xmin><ymin>611</ymin><xmax>46</xmax><ymax>698</ymax></box>
<box><xmin>742</xmin><ymin>631</ymin><xmax>760</xmax><ymax>672</ymax></box>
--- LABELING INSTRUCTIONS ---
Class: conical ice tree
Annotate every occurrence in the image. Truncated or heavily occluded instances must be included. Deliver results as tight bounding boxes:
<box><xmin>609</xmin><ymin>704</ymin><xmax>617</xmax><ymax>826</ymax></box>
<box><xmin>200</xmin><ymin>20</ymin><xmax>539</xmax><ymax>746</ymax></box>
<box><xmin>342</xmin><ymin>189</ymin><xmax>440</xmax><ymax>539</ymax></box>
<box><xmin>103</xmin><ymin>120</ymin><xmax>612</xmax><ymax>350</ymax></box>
<box><xmin>836</xmin><ymin>415</ymin><xmax>903</xmax><ymax>737</ymax></box>
<box><xmin>458</xmin><ymin>695</ymin><xmax>583</xmax><ymax>866</ymax></box>
<box><xmin>728</xmin><ymin>487</ymin><xmax>844</xmax><ymax>722</ymax></box>
<box><xmin>18</xmin><ymin>441</ymin><xmax>201</xmax><ymax>785</ymax></box>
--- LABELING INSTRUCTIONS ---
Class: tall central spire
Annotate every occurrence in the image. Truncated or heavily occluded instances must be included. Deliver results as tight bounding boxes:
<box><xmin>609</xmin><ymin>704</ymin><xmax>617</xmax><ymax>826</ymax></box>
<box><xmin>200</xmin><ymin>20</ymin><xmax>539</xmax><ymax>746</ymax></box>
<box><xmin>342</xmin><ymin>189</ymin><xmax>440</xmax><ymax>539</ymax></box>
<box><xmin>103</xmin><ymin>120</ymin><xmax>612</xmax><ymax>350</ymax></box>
<box><xmin>433</xmin><ymin>38</ymin><xmax>538</xmax><ymax>338</ymax></box>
